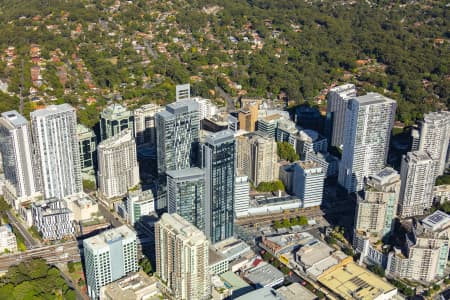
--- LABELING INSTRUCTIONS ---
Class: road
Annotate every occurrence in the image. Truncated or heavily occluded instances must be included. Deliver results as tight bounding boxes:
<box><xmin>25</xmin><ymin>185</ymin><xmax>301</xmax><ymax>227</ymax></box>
<box><xmin>6</xmin><ymin>211</ymin><xmax>41</xmax><ymax>248</ymax></box>
<box><xmin>0</xmin><ymin>241</ymin><xmax>81</xmax><ymax>271</ymax></box>
<box><xmin>98</xmin><ymin>202</ymin><xmax>125</xmax><ymax>228</ymax></box>
<box><xmin>143</xmin><ymin>40</ymin><xmax>158</xmax><ymax>60</ymax></box>
<box><xmin>215</xmin><ymin>86</ymin><xmax>236</xmax><ymax>112</ymax></box>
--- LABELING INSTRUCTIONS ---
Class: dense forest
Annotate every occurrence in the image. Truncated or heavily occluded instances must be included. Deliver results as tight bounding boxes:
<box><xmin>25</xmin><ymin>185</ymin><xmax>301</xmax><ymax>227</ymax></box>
<box><xmin>0</xmin><ymin>0</ymin><xmax>447</xmax><ymax>126</ymax></box>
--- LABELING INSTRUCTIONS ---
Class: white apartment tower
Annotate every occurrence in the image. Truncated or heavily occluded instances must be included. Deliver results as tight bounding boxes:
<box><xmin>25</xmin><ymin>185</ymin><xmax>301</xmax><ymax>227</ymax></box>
<box><xmin>293</xmin><ymin>161</ymin><xmax>325</xmax><ymax>208</ymax></box>
<box><xmin>31</xmin><ymin>104</ymin><xmax>82</xmax><ymax>200</ymax></box>
<box><xmin>84</xmin><ymin>225</ymin><xmax>139</xmax><ymax>299</ymax></box>
<box><xmin>418</xmin><ymin>111</ymin><xmax>450</xmax><ymax>177</ymax></box>
<box><xmin>97</xmin><ymin>129</ymin><xmax>140</xmax><ymax>199</ymax></box>
<box><xmin>326</xmin><ymin>84</ymin><xmax>357</xmax><ymax>147</ymax></box>
<box><xmin>133</xmin><ymin>103</ymin><xmax>163</xmax><ymax>146</ymax></box>
<box><xmin>0</xmin><ymin>111</ymin><xmax>39</xmax><ymax>201</ymax></box>
<box><xmin>338</xmin><ymin>93</ymin><xmax>397</xmax><ymax>193</ymax></box>
<box><xmin>398</xmin><ymin>151</ymin><xmax>436</xmax><ymax>218</ymax></box>
<box><xmin>155</xmin><ymin>213</ymin><xmax>210</xmax><ymax>300</ymax></box>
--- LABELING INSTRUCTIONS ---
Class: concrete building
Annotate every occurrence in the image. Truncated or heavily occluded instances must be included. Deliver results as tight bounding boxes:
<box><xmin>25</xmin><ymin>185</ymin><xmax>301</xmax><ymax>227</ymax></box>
<box><xmin>234</xmin><ymin>175</ymin><xmax>250</xmax><ymax>217</ymax></box>
<box><xmin>166</xmin><ymin>167</ymin><xmax>205</xmax><ymax>232</ymax></box>
<box><xmin>387</xmin><ymin>211</ymin><xmax>450</xmax><ymax>282</ymax></box>
<box><xmin>325</xmin><ymin>84</ymin><xmax>357</xmax><ymax>147</ymax></box>
<box><xmin>0</xmin><ymin>111</ymin><xmax>40</xmax><ymax>209</ymax></box>
<box><xmin>0</xmin><ymin>224</ymin><xmax>18</xmax><ymax>253</ymax></box>
<box><xmin>275</xmin><ymin>119</ymin><xmax>298</xmax><ymax>144</ymax></box>
<box><xmin>237</xmin><ymin>132</ymin><xmax>278</xmax><ymax>186</ymax></box>
<box><xmin>127</xmin><ymin>189</ymin><xmax>155</xmax><ymax>225</ymax></box>
<box><xmin>276</xmin><ymin>283</ymin><xmax>317</xmax><ymax>300</ymax></box>
<box><xmin>433</xmin><ymin>184</ymin><xmax>450</xmax><ymax>204</ymax></box>
<box><xmin>418</xmin><ymin>111</ymin><xmax>450</xmax><ymax>177</ymax></box>
<box><xmin>64</xmin><ymin>192</ymin><xmax>99</xmax><ymax>222</ymax></box>
<box><xmin>100</xmin><ymin>271</ymin><xmax>161</xmax><ymax>300</ymax></box>
<box><xmin>293</xmin><ymin>161</ymin><xmax>325</xmax><ymax>208</ymax></box>
<box><xmin>209</xmin><ymin>247</ymin><xmax>229</xmax><ymax>275</ymax></box>
<box><xmin>235</xmin><ymin>287</ymin><xmax>287</xmax><ymax>300</ymax></box>
<box><xmin>176</xmin><ymin>83</ymin><xmax>190</xmax><ymax>101</ymax></box>
<box><xmin>31</xmin><ymin>104</ymin><xmax>82</xmax><ymax>200</ymax></box>
<box><xmin>294</xmin><ymin>129</ymin><xmax>328</xmax><ymax>160</ymax></box>
<box><xmin>279</xmin><ymin>162</ymin><xmax>295</xmax><ymax>194</ymax></box>
<box><xmin>238</xmin><ymin>101</ymin><xmax>258</xmax><ymax>132</ymax></box>
<box><xmin>97</xmin><ymin>129</ymin><xmax>140</xmax><ymax>200</ymax></box>
<box><xmin>191</xmin><ymin>96</ymin><xmax>218</xmax><ymax>120</ymax></box>
<box><xmin>156</xmin><ymin>100</ymin><xmax>200</xmax><ymax>177</ymax></box>
<box><xmin>100</xmin><ymin>103</ymin><xmax>134</xmax><ymax>141</ymax></box>
<box><xmin>244</xmin><ymin>262</ymin><xmax>284</xmax><ymax>288</ymax></box>
<box><xmin>398</xmin><ymin>151</ymin><xmax>436</xmax><ymax>218</ymax></box>
<box><xmin>31</xmin><ymin>199</ymin><xmax>75</xmax><ymax>240</ymax></box>
<box><xmin>203</xmin><ymin>131</ymin><xmax>235</xmax><ymax>243</ymax></box>
<box><xmin>355</xmin><ymin>168</ymin><xmax>401</xmax><ymax>239</ymax></box>
<box><xmin>155</xmin><ymin>213</ymin><xmax>210</xmax><ymax>300</ymax></box>
<box><xmin>338</xmin><ymin>93</ymin><xmax>396</xmax><ymax>193</ymax></box>
<box><xmin>133</xmin><ymin>103</ymin><xmax>163</xmax><ymax>147</ymax></box>
<box><xmin>77</xmin><ymin>124</ymin><xmax>97</xmax><ymax>181</ymax></box>
<box><xmin>304</xmin><ymin>151</ymin><xmax>339</xmax><ymax>178</ymax></box>
<box><xmin>84</xmin><ymin>225</ymin><xmax>139</xmax><ymax>300</ymax></box>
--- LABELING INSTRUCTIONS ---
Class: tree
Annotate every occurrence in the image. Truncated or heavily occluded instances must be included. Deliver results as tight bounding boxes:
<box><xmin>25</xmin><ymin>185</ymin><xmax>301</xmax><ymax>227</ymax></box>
<box><xmin>256</xmin><ymin>181</ymin><xmax>285</xmax><ymax>192</ymax></box>
<box><xmin>139</xmin><ymin>257</ymin><xmax>153</xmax><ymax>275</ymax></box>
<box><xmin>277</xmin><ymin>142</ymin><xmax>299</xmax><ymax>162</ymax></box>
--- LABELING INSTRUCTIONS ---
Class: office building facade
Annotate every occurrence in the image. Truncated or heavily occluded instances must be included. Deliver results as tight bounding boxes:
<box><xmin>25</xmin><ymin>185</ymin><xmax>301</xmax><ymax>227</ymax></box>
<box><xmin>203</xmin><ymin>131</ymin><xmax>235</xmax><ymax>243</ymax></box>
<box><xmin>31</xmin><ymin>104</ymin><xmax>82</xmax><ymax>200</ymax></box>
<box><xmin>97</xmin><ymin>129</ymin><xmax>140</xmax><ymax>199</ymax></box>
<box><xmin>398</xmin><ymin>151</ymin><xmax>436</xmax><ymax>218</ymax></box>
<box><xmin>133</xmin><ymin>103</ymin><xmax>163</xmax><ymax>146</ymax></box>
<box><xmin>338</xmin><ymin>93</ymin><xmax>396</xmax><ymax>193</ymax></box>
<box><xmin>100</xmin><ymin>103</ymin><xmax>134</xmax><ymax>141</ymax></box>
<box><xmin>84</xmin><ymin>225</ymin><xmax>139</xmax><ymax>299</ymax></box>
<box><xmin>77</xmin><ymin>124</ymin><xmax>97</xmax><ymax>177</ymax></box>
<box><xmin>234</xmin><ymin>175</ymin><xmax>250</xmax><ymax>217</ymax></box>
<box><xmin>166</xmin><ymin>168</ymin><xmax>205</xmax><ymax>232</ymax></box>
<box><xmin>155</xmin><ymin>213</ymin><xmax>210</xmax><ymax>300</ymax></box>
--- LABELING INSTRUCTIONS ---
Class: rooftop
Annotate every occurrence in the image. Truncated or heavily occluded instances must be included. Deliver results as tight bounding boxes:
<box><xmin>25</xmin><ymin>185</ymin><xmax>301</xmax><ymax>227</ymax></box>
<box><xmin>220</xmin><ymin>271</ymin><xmax>252</xmax><ymax>291</ymax></box>
<box><xmin>84</xmin><ymin>225</ymin><xmax>136</xmax><ymax>250</ymax></box>
<box><xmin>166</xmin><ymin>167</ymin><xmax>205</xmax><ymax>180</ymax></box>
<box><xmin>296</xmin><ymin>160</ymin><xmax>322</xmax><ymax>170</ymax></box>
<box><xmin>235</xmin><ymin>287</ymin><xmax>287</xmax><ymax>300</ymax></box>
<box><xmin>318</xmin><ymin>262</ymin><xmax>397</xmax><ymax>300</ymax></box>
<box><xmin>98</xmin><ymin>128</ymin><xmax>134</xmax><ymax>148</ymax></box>
<box><xmin>353</xmin><ymin>92</ymin><xmax>396</xmax><ymax>107</ymax></box>
<box><xmin>30</xmin><ymin>103</ymin><xmax>75</xmax><ymax>118</ymax></box>
<box><xmin>100</xmin><ymin>271</ymin><xmax>160</xmax><ymax>300</ymax></box>
<box><xmin>205</xmin><ymin>129</ymin><xmax>235</xmax><ymax>146</ymax></box>
<box><xmin>276</xmin><ymin>283</ymin><xmax>317</xmax><ymax>300</ymax></box>
<box><xmin>165</xmin><ymin>99</ymin><xmax>198</xmax><ymax>115</ymax></box>
<box><xmin>0</xmin><ymin>110</ymin><xmax>28</xmax><ymax>127</ymax></box>
<box><xmin>158</xmin><ymin>213</ymin><xmax>207</xmax><ymax>243</ymax></box>
<box><xmin>329</xmin><ymin>83</ymin><xmax>356</xmax><ymax>98</ymax></box>
<box><xmin>297</xmin><ymin>239</ymin><xmax>334</xmax><ymax>268</ymax></box>
<box><xmin>421</xmin><ymin>210</ymin><xmax>450</xmax><ymax>232</ymax></box>
<box><xmin>101</xmin><ymin>103</ymin><xmax>131</xmax><ymax>118</ymax></box>
<box><xmin>244</xmin><ymin>263</ymin><xmax>284</xmax><ymax>288</ymax></box>
<box><xmin>406</xmin><ymin>150</ymin><xmax>432</xmax><ymax>162</ymax></box>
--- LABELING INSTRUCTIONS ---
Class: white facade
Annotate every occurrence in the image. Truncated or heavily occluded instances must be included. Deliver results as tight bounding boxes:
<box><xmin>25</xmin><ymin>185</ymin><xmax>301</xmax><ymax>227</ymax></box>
<box><xmin>84</xmin><ymin>225</ymin><xmax>139</xmax><ymax>300</ymax></box>
<box><xmin>31</xmin><ymin>104</ymin><xmax>82</xmax><ymax>200</ymax></box>
<box><xmin>191</xmin><ymin>96</ymin><xmax>218</xmax><ymax>120</ymax></box>
<box><xmin>0</xmin><ymin>111</ymin><xmax>39</xmax><ymax>201</ymax></box>
<box><xmin>127</xmin><ymin>189</ymin><xmax>155</xmax><ymax>225</ymax></box>
<box><xmin>398</xmin><ymin>151</ymin><xmax>435</xmax><ymax>218</ymax></box>
<box><xmin>418</xmin><ymin>111</ymin><xmax>450</xmax><ymax>177</ymax></box>
<box><xmin>0</xmin><ymin>224</ymin><xmax>17</xmax><ymax>253</ymax></box>
<box><xmin>234</xmin><ymin>175</ymin><xmax>250</xmax><ymax>217</ymax></box>
<box><xmin>155</xmin><ymin>213</ymin><xmax>210</xmax><ymax>300</ymax></box>
<box><xmin>326</xmin><ymin>84</ymin><xmax>357</xmax><ymax>147</ymax></box>
<box><xmin>133</xmin><ymin>104</ymin><xmax>163</xmax><ymax>146</ymax></box>
<box><xmin>293</xmin><ymin>161</ymin><xmax>325</xmax><ymax>208</ymax></box>
<box><xmin>31</xmin><ymin>199</ymin><xmax>75</xmax><ymax>240</ymax></box>
<box><xmin>64</xmin><ymin>192</ymin><xmax>99</xmax><ymax>222</ymax></box>
<box><xmin>97</xmin><ymin>129</ymin><xmax>140</xmax><ymax>199</ymax></box>
<box><xmin>338</xmin><ymin>93</ymin><xmax>396</xmax><ymax>193</ymax></box>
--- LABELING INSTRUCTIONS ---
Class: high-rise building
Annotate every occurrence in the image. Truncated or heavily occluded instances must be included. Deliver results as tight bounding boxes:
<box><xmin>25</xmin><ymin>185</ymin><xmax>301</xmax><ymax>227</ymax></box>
<box><xmin>418</xmin><ymin>111</ymin><xmax>450</xmax><ymax>177</ymax></box>
<box><xmin>31</xmin><ymin>199</ymin><xmax>75</xmax><ymax>240</ymax></box>
<box><xmin>84</xmin><ymin>225</ymin><xmax>139</xmax><ymax>300</ymax></box>
<box><xmin>191</xmin><ymin>96</ymin><xmax>218</xmax><ymax>120</ymax></box>
<box><xmin>398</xmin><ymin>151</ymin><xmax>435</xmax><ymax>218</ymax></box>
<box><xmin>127</xmin><ymin>189</ymin><xmax>155</xmax><ymax>225</ymax></box>
<box><xmin>156</xmin><ymin>101</ymin><xmax>200</xmax><ymax>177</ymax></box>
<box><xmin>338</xmin><ymin>93</ymin><xmax>396</xmax><ymax>193</ymax></box>
<box><xmin>100</xmin><ymin>103</ymin><xmax>134</xmax><ymax>141</ymax></box>
<box><xmin>354</xmin><ymin>168</ymin><xmax>401</xmax><ymax>239</ymax></box>
<box><xmin>238</xmin><ymin>102</ymin><xmax>258</xmax><ymax>132</ymax></box>
<box><xmin>293</xmin><ymin>161</ymin><xmax>325</xmax><ymax>208</ymax></box>
<box><xmin>0</xmin><ymin>111</ymin><xmax>39</xmax><ymax>202</ymax></box>
<box><xmin>325</xmin><ymin>84</ymin><xmax>357</xmax><ymax>147</ymax></box>
<box><xmin>203</xmin><ymin>130</ymin><xmax>235</xmax><ymax>243</ymax></box>
<box><xmin>31</xmin><ymin>104</ymin><xmax>82</xmax><ymax>200</ymax></box>
<box><xmin>234</xmin><ymin>175</ymin><xmax>250</xmax><ymax>217</ymax></box>
<box><xmin>97</xmin><ymin>129</ymin><xmax>140</xmax><ymax>199</ymax></box>
<box><xmin>77</xmin><ymin>124</ymin><xmax>97</xmax><ymax>180</ymax></box>
<box><xmin>166</xmin><ymin>168</ymin><xmax>205</xmax><ymax>232</ymax></box>
<box><xmin>237</xmin><ymin>132</ymin><xmax>278</xmax><ymax>186</ymax></box>
<box><xmin>133</xmin><ymin>104</ymin><xmax>163</xmax><ymax>146</ymax></box>
<box><xmin>176</xmin><ymin>83</ymin><xmax>191</xmax><ymax>102</ymax></box>
<box><xmin>386</xmin><ymin>210</ymin><xmax>450</xmax><ymax>282</ymax></box>
<box><xmin>155</xmin><ymin>213</ymin><xmax>210</xmax><ymax>300</ymax></box>
<box><xmin>293</xmin><ymin>129</ymin><xmax>328</xmax><ymax>160</ymax></box>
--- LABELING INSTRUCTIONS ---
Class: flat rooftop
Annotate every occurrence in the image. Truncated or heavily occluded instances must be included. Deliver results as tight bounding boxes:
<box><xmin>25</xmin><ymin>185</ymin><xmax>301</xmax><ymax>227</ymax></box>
<box><xmin>84</xmin><ymin>225</ymin><xmax>136</xmax><ymax>250</ymax></box>
<box><xmin>235</xmin><ymin>287</ymin><xmax>287</xmax><ymax>300</ymax></box>
<box><xmin>166</xmin><ymin>167</ymin><xmax>205</xmax><ymax>180</ymax></box>
<box><xmin>277</xmin><ymin>283</ymin><xmax>317</xmax><ymax>300</ymax></box>
<box><xmin>30</xmin><ymin>103</ymin><xmax>75</xmax><ymax>118</ymax></box>
<box><xmin>422</xmin><ymin>210</ymin><xmax>450</xmax><ymax>232</ymax></box>
<box><xmin>297</xmin><ymin>239</ymin><xmax>334</xmax><ymax>267</ymax></box>
<box><xmin>101</xmin><ymin>270</ymin><xmax>159</xmax><ymax>300</ymax></box>
<box><xmin>220</xmin><ymin>271</ymin><xmax>251</xmax><ymax>291</ymax></box>
<box><xmin>244</xmin><ymin>263</ymin><xmax>284</xmax><ymax>287</ymax></box>
<box><xmin>353</xmin><ymin>92</ymin><xmax>396</xmax><ymax>106</ymax></box>
<box><xmin>318</xmin><ymin>262</ymin><xmax>397</xmax><ymax>300</ymax></box>
<box><xmin>1</xmin><ymin>110</ymin><xmax>28</xmax><ymax>127</ymax></box>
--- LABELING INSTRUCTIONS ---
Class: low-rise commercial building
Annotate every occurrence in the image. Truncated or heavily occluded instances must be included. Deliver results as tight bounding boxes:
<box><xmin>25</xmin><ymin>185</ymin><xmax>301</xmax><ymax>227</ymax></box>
<box><xmin>100</xmin><ymin>271</ymin><xmax>161</xmax><ymax>300</ymax></box>
<box><xmin>244</xmin><ymin>262</ymin><xmax>284</xmax><ymax>288</ymax></box>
